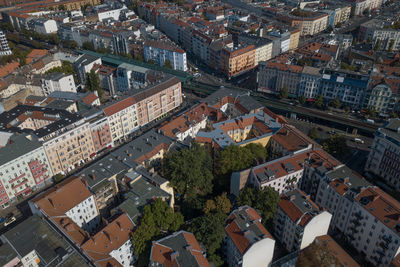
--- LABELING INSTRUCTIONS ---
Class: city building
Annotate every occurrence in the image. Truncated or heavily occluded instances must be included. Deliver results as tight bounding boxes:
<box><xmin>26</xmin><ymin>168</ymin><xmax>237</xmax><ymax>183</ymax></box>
<box><xmin>258</xmin><ymin>61</ymin><xmax>303</xmax><ymax>96</ymax></box>
<box><xmin>365</xmin><ymin>119</ymin><xmax>400</xmax><ymax>190</ymax></box>
<box><xmin>0</xmin><ymin>134</ymin><xmax>53</xmax><ymax>209</ymax></box>
<box><xmin>41</xmin><ymin>72</ymin><xmax>76</xmax><ymax>95</ymax></box>
<box><xmin>86</xmin><ymin>112</ymin><xmax>114</xmax><ymax>154</ymax></box>
<box><xmin>30</xmin><ymin>177</ymin><xmax>100</xmax><ymax>233</ymax></box>
<box><xmin>225</xmin><ymin>206</ymin><xmax>275</xmax><ymax>267</ymax></box>
<box><xmin>74</xmin><ymin>54</ymin><xmax>102</xmax><ymax>84</ymax></box>
<box><xmin>81</xmin><ymin>213</ymin><xmax>135</xmax><ymax>267</ymax></box>
<box><xmin>144</xmin><ymin>40</ymin><xmax>188</xmax><ymax>71</ymax></box>
<box><xmin>238</xmin><ymin>34</ymin><xmax>273</xmax><ymax>66</ymax></box>
<box><xmin>92</xmin><ymin>64</ymin><xmax>117</xmax><ymax>96</ymax></box>
<box><xmin>33</xmin><ymin>19</ymin><xmax>58</xmax><ymax>34</ymax></box>
<box><xmin>149</xmin><ymin>230</ymin><xmax>210</xmax><ymax>267</ymax></box>
<box><xmin>274</xmin><ymin>189</ymin><xmax>332</xmax><ymax>252</ymax></box>
<box><xmin>319</xmin><ymin>69</ymin><xmax>369</xmax><ymax>108</ymax></box>
<box><xmin>358</xmin><ymin>19</ymin><xmax>400</xmax><ymax>51</ymax></box>
<box><xmin>196</xmin><ymin>110</ymin><xmax>281</xmax><ymax>149</ymax></box>
<box><xmin>116</xmin><ymin>63</ymin><xmax>149</xmax><ymax>91</ymax></box>
<box><xmin>0</xmin><ymin>31</ymin><xmax>12</xmax><ymax>56</ymax></box>
<box><xmin>298</xmin><ymin>66</ymin><xmax>322</xmax><ymax>99</ymax></box>
<box><xmin>0</xmin><ymin>215</ymin><xmax>90</xmax><ymax>267</ymax></box>
<box><xmin>277</xmin><ymin>12</ymin><xmax>329</xmax><ymax>36</ymax></box>
<box><xmin>364</xmin><ymin>76</ymin><xmax>400</xmax><ymax>114</ymax></box>
<box><xmin>219</xmin><ymin>45</ymin><xmax>256</xmax><ymax>78</ymax></box>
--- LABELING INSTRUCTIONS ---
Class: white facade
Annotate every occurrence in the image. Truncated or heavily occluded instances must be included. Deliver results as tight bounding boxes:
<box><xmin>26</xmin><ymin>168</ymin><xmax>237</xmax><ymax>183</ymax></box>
<box><xmin>41</xmin><ymin>73</ymin><xmax>76</xmax><ymax>95</ymax></box>
<box><xmin>109</xmin><ymin>239</ymin><xmax>134</xmax><ymax>267</ymax></box>
<box><xmin>300</xmin><ymin>211</ymin><xmax>332</xmax><ymax>249</ymax></box>
<box><xmin>21</xmin><ymin>250</ymin><xmax>40</xmax><ymax>267</ymax></box>
<box><xmin>254</xmin><ymin>42</ymin><xmax>273</xmax><ymax>66</ymax></box>
<box><xmin>144</xmin><ymin>44</ymin><xmax>187</xmax><ymax>71</ymax></box>
<box><xmin>0</xmin><ymin>31</ymin><xmax>11</xmax><ymax>56</ymax></box>
<box><xmin>242</xmin><ymin>238</ymin><xmax>275</xmax><ymax>267</ymax></box>
<box><xmin>176</xmin><ymin>117</ymin><xmax>207</xmax><ymax>141</ymax></box>
<box><xmin>106</xmin><ymin>101</ymin><xmax>138</xmax><ymax>143</ymax></box>
<box><xmin>34</xmin><ymin>19</ymin><xmax>58</xmax><ymax>34</ymax></box>
<box><xmin>0</xmin><ymin>138</ymin><xmax>53</xmax><ymax>209</ymax></box>
<box><xmin>98</xmin><ymin>8</ymin><xmax>124</xmax><ymax>22</ymax></box>
<box><xmin>65</xmin><ymin>195</ymin><xmax>99</xmax><ymax>232</ymax></box>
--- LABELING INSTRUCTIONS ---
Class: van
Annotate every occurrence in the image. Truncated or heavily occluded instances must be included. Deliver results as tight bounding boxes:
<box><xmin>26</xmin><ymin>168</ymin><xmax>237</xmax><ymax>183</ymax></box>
<box><xmin>354</xmin><ymin>138</ymin><xmax>364</xmax><ymax>144</ymax></box>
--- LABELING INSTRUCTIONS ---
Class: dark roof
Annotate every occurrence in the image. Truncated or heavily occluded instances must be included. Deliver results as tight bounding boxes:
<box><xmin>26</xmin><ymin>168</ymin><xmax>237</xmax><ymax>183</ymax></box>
<box><xmin>45</xmin><ymin>99</ymin><xmax>75</xmax><ymax>110</ymax></box>
<box><xmin>379</xmin><ymin>118</ymin><xmax>400</xmax><ymax>144</ymax></box>
<box><xmin>0</xmin><ymin>134</ymin><xmax>42</xmax><ymax>166</ymax></box>
<box><xmin>0</xmin><ymin>242</ymin><xmax>18</xmax><ymax>266</ymax></box>
<box><xmin>78</xmin><ymin>155</ymin><xmax>128</xmax><ymax>190</ymax></box>
<box><xmin>0</xmin><ymin>105</ymin><xmax>82</xmax><ymax>138</ymax></box>
<box><xmin>111</xmin><ymin>130</ymin><xmax>175</xmax><ymax>168</ymax></box>
<box><xmin>74</xmin><ymin>54</ymin><xmax>101</xmax><ymax>67</ymax></box>
<box><xmin>2</xmin><ymin>215</ymin><xmax>90</xmax><ymax>267</ymax></box>
<box><xmin>44</xmin><ymin>72</ymin><xmax>70</xmax><ymax>81</ymax></box>
<box><xmin>132</xmin><ymin>76</ymin><xmax>181</xmax><ymax>103</ymax></box>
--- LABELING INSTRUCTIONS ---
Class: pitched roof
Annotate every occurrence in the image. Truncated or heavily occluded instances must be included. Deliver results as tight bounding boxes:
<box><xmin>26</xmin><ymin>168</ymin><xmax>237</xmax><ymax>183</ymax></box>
<box><xmin>103</xmin><ymin>96</ymin><xmax>135</xmax><ymax>116</ymax></box>
<box><xmin>33</xmin><ymin>177</ymin><xmax>92</xmax><ymax>217</ymax></box>
<box><xmin>81</xmin><ymin>213</ymin><xmax>134</xmax><ymax>266</ymax></box>
<box><xmin>271</xmin><ymin>124</ymin><xmax>316</xmax><ymax>153</ymax></box>
<box><xmin>225</xmin><ymin>206</ymin><xmax>273</xmax><ymax>255</ymax></box>
<box><xmin>26</xmin><ymin>49</ymin><xmax>49</xmax><ymax>64</ymax></box>
<box><xmin>278</xmin><ymin>189</ymin><xmax>322</xmax><ymax>227</ymax></box>
<box><xmin>150</xmin><ymin>231</ymin><xmax>210</xmax><ymax>267</ymax></box>
<box><xmin>0</xmin><ymin>62</ymin><xmax>19</xmax><ymax>78</ymax></box>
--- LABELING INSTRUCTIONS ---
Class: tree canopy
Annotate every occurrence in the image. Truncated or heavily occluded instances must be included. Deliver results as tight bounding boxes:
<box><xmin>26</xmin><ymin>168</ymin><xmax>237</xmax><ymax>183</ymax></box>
<box><xmin>308</xmin><ymin>127</ymin><xmax>318</xmax><ymax>140</ymax></box>
<box><xmin>46</xmin><ymin>61</ymin><xmax>77</xmax><ymax>83</ymax></box>
<box><xmin>331</xmin><ymin>98</ymin><xmax>342</xmax><ymax>109</ymax></box>
<box><xmin>322</xmin><ymin>134</ymin><xmax>350</xmax><ymax>161</ymax></box>
<box><xmin>163</xmin><ymin>143</ymin><xmax>214</xmax><ymax>201</ymax></box>
<box><xmin>314</xmin><ymin>94</ymin><xmax>324</xmax><ymax>109</ymax></box>
<box><xmin>279</xmin><ymin>87</ymin><xmax>288</xmax><ymax>99</ymax></box>
<box><xmin>85</xmin><ymin>70</ymin><xmax>103</xmax><ymax>99</ymax></box>
<box><xmin>203</xmin><ymin>192</ymin><xmax>232</xmax><ymax>214</ymax></box>
<box><xmin>237</xmin><ymin>187</ymin><xmax>279</xmax><ymax>228</ymax></box>
<box><xmin>131</xmin><ymin>198</ymin><xmax>184</xmax><ymax>256</ymax></box>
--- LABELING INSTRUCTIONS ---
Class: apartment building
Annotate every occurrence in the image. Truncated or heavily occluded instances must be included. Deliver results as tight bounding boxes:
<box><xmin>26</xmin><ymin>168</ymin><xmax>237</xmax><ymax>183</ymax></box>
<box><xmin>150</xmin><ymin>231</ymin><xmax>210</xmax><ymax>267</ymax></box>
<box><xmin>74</xmin><ymin>54</ymin><xmax>102</xmax><ymax>84</ymax></box>
<box><xmin>81</xmin><ymin>213</ymin><xmax>135</xmax><ymax>266</ymax></box>
<box><xmin>196</xmin><ymin>110</ymin><xmax>281</xmax><ymax>149</ymax></box>
<box><xmin>33</xmin><ymin>19</ymin><xmax>58</xmax><ymax>34</ymax></box>
<box><xmin>41</xmin><ymin>72</ymin><xmax>76</xmax><ymax>95</ymax></box>
<box><xmin>289</xmin><ymin>29</ymin><xmax>301</xmax><ymax>50</ymax></box>
<box><xmin>219</xmin><ymin>45</ymin><xmax>256</xmax><ymax>78</ymax></box>
<box><xmin>144</xmin><ymin>40</ymin><xmax>188</xmax><ymax>71</ymax></box>
<box><xmin>297</xmin><ymin>66</ymin><xmax>322</xmax><ymax>99</ymax></box>
<box><xmin>278</xmin><ymin>12</ymin><xmax>328</xmax><ymax>36</ymax></box>
<box><xmin>238</xmin><ymin>34</ymin><xmax>273</xmax><ymax>66</ymax></box>
<box><xmin>358</xmin><ymin>19</ymin><xmax>400</xmax><ymax>51</ymax></box>
<box><xmin>320</xmin><ymin>69</ymin><xmax>369</xmax><ymax>108</ymax></box>
<box><xmin>323</xmin><ymin>5</ymin><xmax>351</xmax><ymax>27</ymax></box>
<box><xmin>274</xmin><ymin>189</ymin><xmax>332</xmax><ymax>252</ymax></box>
<box><xmin>92</xmin><ymin>64</ymin><xmax>117</xmax><ymax>96</ymax></box>
<box><xmin>158</xmin><ymin>102</ymin><xmax>210</xmax><ymax>141</ymax></box>
<box><xmin>364</xmin><ymin>76</ymin><xmax>400</xmax><ymax>114</ymax></box>
<box><xmin>86</xmin><ymin>112</ymin><xmax>114</xmax><ymax>154</ymax></box>
<box><xmin>0</xmin><ymin>134</ymin><xmax>53</xmax><ymax>209</ymax></box>
<box><xmin>0</xmin><ymin>31</ymin><xmax>12</xmax><ymax>56</ymax></box>
<box><xmin>133</xmin><ymin>76</ymin><xmax>182</xmax><ymax>127</ymax></box>
<box><xmin>30</xmin><ymin>177</ymin><xmax>100</xmax><ymax>233</ymax></box>
<box><xmin>104</xmin><ymin>96</ymin><xmax>138</xmax><ymax>143</ymax></box>
<box><xmin>225</xmin><ymin>206</ymin><xmax>275</xmax><ymax>267</ymax></box>
<box><xmin>116</xmin><ymin>63</ymin><xmax>149</xmax><ymax>91</ymax></box>
<box><xmin>347</xmin><ymin>0</ymin><xmax>383</xmax><ymax>16</ymax></box>
<box><xmin>365</xmin><ymin>119</ymin><xmax>400</xmax><ymax>190</ymax></box>
<box><xmin>258</xmin><ymin>61</ymin><xmax>303</xmax><ymax>95</ymax></box>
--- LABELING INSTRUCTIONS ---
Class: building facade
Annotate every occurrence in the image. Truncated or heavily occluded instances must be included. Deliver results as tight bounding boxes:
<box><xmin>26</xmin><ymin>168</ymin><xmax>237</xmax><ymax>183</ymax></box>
<box><xmin>144</xmin><ymin>40</ymin><xmax>188</xmax><ymax>71</ymax></box>
<box><xmin>41</xmin><ymin>72</ymin><xmax>76</xmax><ymax>95</ymax></box>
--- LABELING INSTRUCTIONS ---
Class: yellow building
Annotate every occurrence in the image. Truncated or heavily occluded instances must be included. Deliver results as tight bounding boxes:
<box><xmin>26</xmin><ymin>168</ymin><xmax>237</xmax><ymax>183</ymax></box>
<box><xmin>289</xmin><ymin>29</ymin><xmax>301</xmax><ymax>50</ymax></box>
<box><xmin>220</xmin><ymin>45</ymin><xmax>256</xmax><ymax>78</ymax></box>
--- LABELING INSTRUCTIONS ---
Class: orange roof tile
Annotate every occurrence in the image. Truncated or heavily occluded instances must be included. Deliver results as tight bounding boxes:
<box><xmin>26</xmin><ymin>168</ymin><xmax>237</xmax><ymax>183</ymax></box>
<box><xmin>26</xmin><ymin>49</ymin><xmax>49</xmax><ymax>64</ymax></box>
<box><xmin>81</xmin><ymin>92</ymin><xmax>98</xmax><ymax>105</ymax></box>
<box><xmin>0</xmin><ymin>62</ymin><xmax>19</xmax><ymax>78</ymax></box>
<box><xmin>103</xmin><ymin>97</ymin><xmax>135</xmax><ymax>116</ymax></box>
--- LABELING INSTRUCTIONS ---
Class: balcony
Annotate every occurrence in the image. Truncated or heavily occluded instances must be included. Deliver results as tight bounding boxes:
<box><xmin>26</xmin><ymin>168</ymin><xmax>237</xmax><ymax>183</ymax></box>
<box><xmin>382</xmin><ymin>235</ymin><xmax>392</xmax><ymax>243</ymax></box>
<box><xmin>351</xmin><ymin>219</ymin><xmax>361</xmax><ymax>227</ymax></box>
<box><xmin>379</xmin><ymin>242</ymin><xmax>389</xmax><ymax>250</ymax></box>
<box><xmin>376</xmin><ymin>249</ymin><xmax>385</xmax><ymax>256</ymax></box>
<box><xmin>354</xmin><ymin>212</ymin><xmax>363</xmax><ymax>220</ymax></box>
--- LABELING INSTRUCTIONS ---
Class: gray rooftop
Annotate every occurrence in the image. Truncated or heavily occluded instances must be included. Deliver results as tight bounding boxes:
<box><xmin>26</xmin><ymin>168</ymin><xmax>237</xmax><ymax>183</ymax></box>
<box><xmin>379</xmin><ymin>118</ymin><xmax>400</xmax><ymax>145</ymax></box>
<box><xmin>118</xmin><ymin>62</ymin><xmax>148</xmax><ymax>73</ymax></box>
<box><xmin>0</xmin><ymin>242</ymin><xmax>18</xmax><ymax>266</ymax></box>
<box><xmin>154</xmin><ymin>231</ymin><xmax>205</xmax><ymax>267</ymax></box>
<box><xmin>111</xmin><ymin>130</ymin><xmax>176</xmax><ymax>168</ymax></box>
<box><xmin>45</xmin><ymin>99</ymin><xmax>76</xmax><ymax>110</ymax></box>
<box><xmin>1</xmin><ymin>215</ymin><xmax>90</xmax><ymax>267</ymax></box>
<box><xmin>115</xmin><ymin>171</ymin><xmax>171</xmax><ymax>224</ymax></box>
<box><xmin>203</xmin><ymin>87</ymin><xmax>263</xmax><ymax>113</ymax></box>
<box><xmin>283</xmin><ymin>189</ymin><xmax>320</xmax><ymax>216</ymax></box>
<box><xmin>74</xmin><ymin>53</ymin><xmax>101</xmax><ymax>67</ymax></box>
<box><xmin>302</xmin><ymin>66</ymin><xmax>322</xmax><ymax>76</ymax></box>
<box><xmin>78</xmin><ymin>155</ymin><xmax>128</xmax><ymax>191</ymax></box>
<box><xmin>326</xmin><ymin>165</ymin><xmax>370</xmax><ymax>194</ymax></box>
<box><xmin>44</xmin><ymin>72</ymin><xmax>70</xmax><ymax>81</ymax></box>
<box><xmin>0</xmin><ymin>134</ymin><xmax>42</xmax><ymax>167</ymax></box>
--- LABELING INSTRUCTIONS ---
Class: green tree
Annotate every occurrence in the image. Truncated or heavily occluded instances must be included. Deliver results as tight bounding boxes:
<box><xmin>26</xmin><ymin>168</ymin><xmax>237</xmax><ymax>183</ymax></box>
<box><xmin>85</xmin><ymin>69</ymin><xmax>102</xmax><ymax>98</ymax></box>
<box><xmin>332</xmin><ymin>98</ymin><xmax>342</xmax><ymax>109</ymax></box>
<box><xmin>82</xmin><ymin>41</ymin><xmax>95</xmax><ymax>51</ymax></box>
<box><xmin>148</xmin><ymin>59</ymin><xmax>155</xmax><ymax>64</ymax></box>
<box><xmin>279</xmin><ymin>87</ymin><xmax>288</xmax><ymax>99</ymax></box>
<box><xmin>299</xmin><ymin>95</ymin><xmax>306</xmax><ymax>105</ymax></box>
<box><xmin>187</xmin><ymin>212</ymin><xmax>226</xmax><ymax>266</ymax></box>
<box><xmin>366</xmin><ymin>107</ymin><xmax>377</xmax><ymax>118</ymax></box>
<box><xmin>134</xmin><ymin>54</ymin><xmax>144</xmax><ymax>61</ymax></box>
<box><xmin>322</xmin><ymin>134</ymin><xmax>350</xmax><ymax>161</ymax></box>
<box><xmin>308</xmin><ymin>127</ymin><xmax>318</xmax><ymax>140</ymax></box>
<box><xmin>297</xmin><ymin>241</ymin><xmax>339</xmax><ymax>267</ymax></box>
<box><xmin>297</xmin><ymin>57</ymin><xmax>313</xmax><ymax>66</ymax></box>
<box><xmin>164</xmin><ymin>59</ymin><xmax>172</xmax><ymax>69</ymax></box>
<box><xmin>61</xmin><ymin>40</ymin><xmax>78</xmax><ymax>49</ymax></box>
<box><xmin>363</xmin><ymin>8</ymin><xmax>370</xmax><ymax>16</ymax></box>
<box><xmin>54</xmin><ymin>173</ymin><xmax>65</xmax><ymax>183</ymax></box>
<box><xmin>390</xmin><ymin>111</ymin><xmax>398</xmax><ymax>118</ymax></box>
<box><xmin>237</xmin><ymin>187</ymin><xmax>279</xmax><ymax>228</ymax></box>
<box><xmin>326</xmin><ymin>25</ymin><xmax>333</xmax><ymax>33</ymax></box>
<box><xmin>344</xmin><ymin>106</ymin><xmax>350</xmax><ymax>113</ymax></box>
<box><xmin>389</xmin><ymin>39</ymin><xmax>395</xmax><ymax>52</ymax></box>
<box><xmin>58</xmin><ymin>4</ymin><xmax>66</xmax><ymax>11</ymax></box>
<box><xmin>131</xmin><ymin>199</ymin><xmax>184</xmax><ymax>256</ymax></box>
<box><xmin>315</xmin><ymin>94</ymin><xmax>324</xmax><ymax>109</ymax></box>
<box><xmin>164</xmin><ymin>143</ymin><xmax>213</xmax><ymax>201</ymax></box>
<box><xmin>350</xmin><ymin>6</ymin><xmax>355</xmax><ymax>18</ymax></box>
<box><xmin>203</xmin><ymin>192</ymin><xmax>232</xmax><ymax>214</ymax></box>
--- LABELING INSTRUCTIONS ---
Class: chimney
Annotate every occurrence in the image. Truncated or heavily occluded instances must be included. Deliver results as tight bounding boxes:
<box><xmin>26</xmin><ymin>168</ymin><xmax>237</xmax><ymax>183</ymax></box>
<box><xmin>290</xmin><ymin>194</ymin><xmax>296</xmax><ymax>201</ymax></box>
<box><xmin>344</xmin><ymin>177</ymin><xmax>350</xmax><ymax>183</ymax></box>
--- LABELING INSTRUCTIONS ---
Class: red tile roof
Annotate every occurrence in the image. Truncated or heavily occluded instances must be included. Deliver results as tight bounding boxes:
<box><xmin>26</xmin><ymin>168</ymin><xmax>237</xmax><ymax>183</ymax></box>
<box><xmin>103</xmin><ymin>97</ymin><xmax>135</xmax><ymax>116</ymax></box>
<box><xmin>0</xmin><ymin>62</ymin><xmax>19</xmax><ymax>78</ymax></box>
<box><xmin>81</xmin><ymin>213</ymin><xmax>134</xmax><ymax>266</ymax></box>
<box><xmin>266</xmin><ymin>61</ymin><xmax>303</xmax><ymax>73</ymax></box>
<box><xmin>26</xmin><ymin>49</ymin><xmax>49</xmax><ymax>64</ymax></box>
<box><xmin>81</xmin><ymin>92</ymin><xmax>99</xmax><ymax>106</ymax></box>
